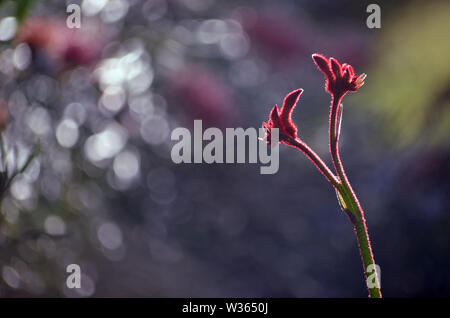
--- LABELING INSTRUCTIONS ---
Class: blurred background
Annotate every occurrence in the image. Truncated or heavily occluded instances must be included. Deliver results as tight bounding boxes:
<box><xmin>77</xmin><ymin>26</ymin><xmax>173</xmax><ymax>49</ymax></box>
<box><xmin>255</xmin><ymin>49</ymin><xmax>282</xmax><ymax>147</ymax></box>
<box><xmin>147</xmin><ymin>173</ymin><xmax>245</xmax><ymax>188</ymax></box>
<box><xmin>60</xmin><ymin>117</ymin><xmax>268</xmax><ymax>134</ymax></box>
<box><xmin>0</xmin><ymin>0</ymin><xmax>449</xmax><ymax>297</ymax></box>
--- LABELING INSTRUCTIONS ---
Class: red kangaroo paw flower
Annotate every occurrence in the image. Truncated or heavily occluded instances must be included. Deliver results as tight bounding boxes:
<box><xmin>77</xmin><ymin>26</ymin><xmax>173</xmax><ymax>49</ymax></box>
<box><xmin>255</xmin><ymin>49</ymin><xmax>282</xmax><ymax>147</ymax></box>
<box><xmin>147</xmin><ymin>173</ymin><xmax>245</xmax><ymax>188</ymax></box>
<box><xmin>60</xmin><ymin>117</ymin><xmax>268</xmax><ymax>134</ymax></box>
<box><xmin>312</xmin><ymin>53</ymin><xmax>366</xmax><ymax>97</ymax></box>
<box><xmin>261</xmin><ymin>54</ymin><xmax>380</xmax><ymax>298</ymax></box>
<box><xmin>263</xmin><ymin>89</ymin><xmax>303</xmax><ymax>144</ymax></box>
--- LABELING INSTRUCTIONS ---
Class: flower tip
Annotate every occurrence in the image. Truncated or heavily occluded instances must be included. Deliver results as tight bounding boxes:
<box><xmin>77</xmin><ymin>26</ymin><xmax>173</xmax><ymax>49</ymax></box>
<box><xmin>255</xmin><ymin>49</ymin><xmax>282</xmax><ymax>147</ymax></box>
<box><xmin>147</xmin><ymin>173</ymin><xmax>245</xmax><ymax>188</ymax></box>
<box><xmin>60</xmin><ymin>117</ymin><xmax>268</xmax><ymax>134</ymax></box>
<box><xmin>355</xmin><ymin>73</ymin><xmax>366</xmax><ymax>88</ymax></box>
<box><xmin>329</xmin><ymin>57</ymin><xmax>342</xmax><ymax>78</ymax></box>
<box><xmin>311</xmin><ymin>53</ymin><xmax>326</xmax><ymax>61</ymax></box>
<box><xmin>269</xmin><ymin>105</ymin><xmax>280</xmax><ymax>123</ymax></box>
<box><xmin>282</xmin><ymin>89</ymin><xmax>303</xmax><ymax>112</ymax></box>
<box><xmin>290</xmin><ymin>88</ymin><xmax>303</xmax><ymax>97</ymax></box>
<box><xmin>311</xmin><ymin>54</ymin><xmax>328</xmax><ymax>66</ymax></box>
<box><xmin>356</xmin><ymin>73</ymin><xmax>367</xmax><ymax>84</ymax></box>
<box><xmin>312</xmin><ymin>53</ymin><xmax>333</xmax><ymax>79</ymax></box>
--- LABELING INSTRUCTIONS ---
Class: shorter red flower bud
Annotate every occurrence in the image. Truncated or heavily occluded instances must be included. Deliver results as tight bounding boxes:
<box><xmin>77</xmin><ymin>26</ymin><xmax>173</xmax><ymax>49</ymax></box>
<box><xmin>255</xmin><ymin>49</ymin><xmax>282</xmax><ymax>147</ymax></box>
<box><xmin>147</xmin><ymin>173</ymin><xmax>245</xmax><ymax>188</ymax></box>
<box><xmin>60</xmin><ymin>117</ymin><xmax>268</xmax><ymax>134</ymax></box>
<box><xmin>263</xmin><ymin>89</ymin><xmax>303</xmax><ymax>144</ymax></box>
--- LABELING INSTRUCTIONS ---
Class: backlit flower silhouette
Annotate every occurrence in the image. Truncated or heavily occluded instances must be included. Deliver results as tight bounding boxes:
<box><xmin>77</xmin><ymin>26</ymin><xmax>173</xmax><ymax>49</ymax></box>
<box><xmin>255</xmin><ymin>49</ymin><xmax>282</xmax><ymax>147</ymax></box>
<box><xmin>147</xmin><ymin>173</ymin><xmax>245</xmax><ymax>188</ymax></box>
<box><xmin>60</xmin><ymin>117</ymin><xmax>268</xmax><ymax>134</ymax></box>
<box><xmin>263</xmin><ymin>54</ymin><xmax>381</xmax><ymax>298</ymax></box>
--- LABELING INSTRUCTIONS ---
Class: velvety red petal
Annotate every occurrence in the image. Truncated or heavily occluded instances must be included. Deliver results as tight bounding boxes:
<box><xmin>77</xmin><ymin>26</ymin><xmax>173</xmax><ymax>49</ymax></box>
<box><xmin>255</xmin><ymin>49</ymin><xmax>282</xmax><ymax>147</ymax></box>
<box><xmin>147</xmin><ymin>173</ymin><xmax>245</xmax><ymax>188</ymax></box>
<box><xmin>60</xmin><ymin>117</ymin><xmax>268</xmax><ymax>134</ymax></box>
<box><xmin>279</xmin><ymin>89</ymin><xmax>302</xmax><ymax>139</ymax></box>
<box><xmin>330</xmin><ymin>58</ymin><xmax>342</xmax><ymax>79</ymax></box>
<box><xmin>269</xmin><ymin>105</ymin><xmax>281</xmax><ymax>127</ymax></box>
<box><xmin>347</xmin><ymin>65</ymin><xmax>355</xmax><ymax>77</ymax></box>
<box><xmin>342</xmin><ymin>69</ymin><xmax>350</xmax><ymax>82</ymax></box>
<box><xmin>342</xmin><ymin>63</ymin><xmax>354</xmax><ymax>75</ymax></box>
<box><xmin>312</xmin><ymin>54</ymin><xmax>333</xmax><ymax>80</ymax></box>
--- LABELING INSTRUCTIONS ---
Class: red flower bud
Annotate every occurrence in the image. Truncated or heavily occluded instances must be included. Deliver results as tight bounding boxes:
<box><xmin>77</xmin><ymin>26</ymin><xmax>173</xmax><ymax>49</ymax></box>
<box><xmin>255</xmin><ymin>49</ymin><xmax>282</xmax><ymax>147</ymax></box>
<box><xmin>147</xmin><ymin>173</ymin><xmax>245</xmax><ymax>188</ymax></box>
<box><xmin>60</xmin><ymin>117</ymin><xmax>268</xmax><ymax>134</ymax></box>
<box><xmin>312</xmin><ymin>53</ymin><xmax>365</xmax><ymax>97</ymax></box>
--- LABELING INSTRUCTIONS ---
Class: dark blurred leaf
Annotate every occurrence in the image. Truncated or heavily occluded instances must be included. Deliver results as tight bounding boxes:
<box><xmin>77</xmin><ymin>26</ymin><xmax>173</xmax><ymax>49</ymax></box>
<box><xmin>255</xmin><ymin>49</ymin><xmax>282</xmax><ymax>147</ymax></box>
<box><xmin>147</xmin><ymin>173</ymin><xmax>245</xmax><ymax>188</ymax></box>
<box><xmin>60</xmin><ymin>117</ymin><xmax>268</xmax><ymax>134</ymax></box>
<box><xmin>15</xmin><ymin>0</ymin><xmax>34</xmax><ymax>23</ymax></box>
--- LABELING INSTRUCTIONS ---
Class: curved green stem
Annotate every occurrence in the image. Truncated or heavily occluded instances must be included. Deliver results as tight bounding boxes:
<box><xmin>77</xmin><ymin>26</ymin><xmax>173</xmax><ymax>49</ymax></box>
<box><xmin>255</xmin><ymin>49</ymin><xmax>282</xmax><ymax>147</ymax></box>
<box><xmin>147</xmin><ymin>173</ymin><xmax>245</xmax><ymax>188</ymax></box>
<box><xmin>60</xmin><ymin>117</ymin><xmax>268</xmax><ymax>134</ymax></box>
<box><xmin>338</xmin><ymin>182</ymin><xmax>381</xmax><ymax>298</ymax></box>
<box><xmin>330</xmin><ymin>94</ymin><xmax>382</xmax><ymax>298</ymax></box>
<box><xmin>280</xmin><ymin>91</ymin><xmax>381</xmax><ymax>297</ymax></box>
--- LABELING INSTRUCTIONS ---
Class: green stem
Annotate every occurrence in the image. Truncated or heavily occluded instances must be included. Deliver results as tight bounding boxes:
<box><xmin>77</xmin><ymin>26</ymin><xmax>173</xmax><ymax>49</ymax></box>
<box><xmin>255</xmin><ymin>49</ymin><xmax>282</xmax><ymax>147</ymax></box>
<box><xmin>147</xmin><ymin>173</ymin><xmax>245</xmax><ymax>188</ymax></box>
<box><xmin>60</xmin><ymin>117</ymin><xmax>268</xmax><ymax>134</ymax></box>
<box><xmin>339</xmin><ymin>183</ymin><xmax>382</xmax><ymax>298</ymax></box>
<box><xmin>330</xmin><ymin>94</ymin><xmax>382</xmax><ymax>298</ymax></box>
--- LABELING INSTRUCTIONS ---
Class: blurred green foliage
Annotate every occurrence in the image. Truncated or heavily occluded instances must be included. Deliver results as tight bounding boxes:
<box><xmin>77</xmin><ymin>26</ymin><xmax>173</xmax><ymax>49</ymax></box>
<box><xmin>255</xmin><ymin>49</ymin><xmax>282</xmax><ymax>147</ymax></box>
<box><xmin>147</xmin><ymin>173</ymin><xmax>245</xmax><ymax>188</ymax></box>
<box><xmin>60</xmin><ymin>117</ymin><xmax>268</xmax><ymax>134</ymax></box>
<box><xmin>0</xmin><ymin>0</ymin><xmax>35</xmax><ymax>23</ymax></box>
<box><xmin>362</xmin><ymin>1</ymin><xmax>450</xmax><ymax>147</ymax></box>
<box><xmin>15</xmin><ymin>0</ymin><xmax>34</xmax><ymax>23</ymax></box>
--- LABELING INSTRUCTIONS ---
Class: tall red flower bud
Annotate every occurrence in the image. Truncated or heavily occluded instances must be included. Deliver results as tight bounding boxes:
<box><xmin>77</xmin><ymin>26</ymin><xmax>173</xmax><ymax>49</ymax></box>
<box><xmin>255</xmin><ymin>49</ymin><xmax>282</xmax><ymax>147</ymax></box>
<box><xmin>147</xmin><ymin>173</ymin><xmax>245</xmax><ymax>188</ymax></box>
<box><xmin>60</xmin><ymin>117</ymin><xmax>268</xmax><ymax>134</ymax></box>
<box><xmin>312</xmin><ymin>53</ymin><xmax>366</xmax><ymax>98</ymax></box>
<box><xmin>168</xmin><ymin>67</ymin><xmax>238</xmax><ymax>127</ymax></box>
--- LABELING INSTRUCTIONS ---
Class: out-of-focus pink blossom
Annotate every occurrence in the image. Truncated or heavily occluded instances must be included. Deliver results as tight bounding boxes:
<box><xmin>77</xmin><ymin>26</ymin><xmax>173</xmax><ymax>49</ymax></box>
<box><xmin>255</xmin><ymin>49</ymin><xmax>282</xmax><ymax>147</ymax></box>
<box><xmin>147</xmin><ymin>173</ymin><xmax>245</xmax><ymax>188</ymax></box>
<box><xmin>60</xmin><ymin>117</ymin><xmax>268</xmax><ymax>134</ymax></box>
<box><xmin>237</xmin><ymin>9</ymin><xmax>308</xmax><ymax>64</ymax></box>
<box><xmin>16</xmin><ymin>17</ymin><xmax>104</xmax><ymax>68</ymax></box>
<box><xmin>0</xmin><ymin>100</ymin><xmax>8</xmax><ymax>131</ymax></box>
<box><xmin>167</xmin><ymin>67</ymin><xmax>238</xmax><ymax>127</ymax></box>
